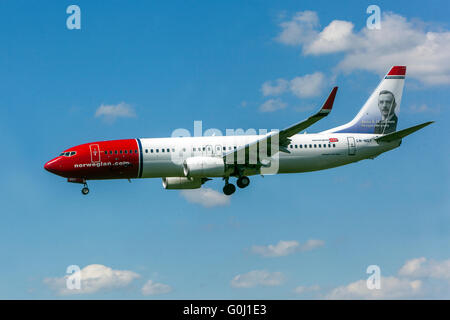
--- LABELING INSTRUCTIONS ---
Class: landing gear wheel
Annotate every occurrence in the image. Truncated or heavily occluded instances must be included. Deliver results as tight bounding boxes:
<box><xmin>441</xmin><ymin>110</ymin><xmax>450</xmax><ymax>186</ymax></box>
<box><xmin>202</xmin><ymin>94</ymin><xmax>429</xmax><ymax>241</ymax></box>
<box><xmin>237</xmin><ymin>176</ymin><xmax>250</xmax><ymax>189</ymax></box>
<box><xmin>223</xmin><ymin>183</ymin><xmax>236</xmax><ymax>196</ymax></box>
<box><xmin>81</xmin><ymin>187</ymin><xmax>89</xmax><ymax>195</ymax></box>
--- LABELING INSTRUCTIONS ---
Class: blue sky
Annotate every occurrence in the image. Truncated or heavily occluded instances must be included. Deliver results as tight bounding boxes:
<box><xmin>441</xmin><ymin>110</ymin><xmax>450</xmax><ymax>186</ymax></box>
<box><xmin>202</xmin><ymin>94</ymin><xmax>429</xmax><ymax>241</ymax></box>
<box><xmin>0</xmin><ymin>0</ymin><xmax>449</xmax><ymax>299</ymax></box>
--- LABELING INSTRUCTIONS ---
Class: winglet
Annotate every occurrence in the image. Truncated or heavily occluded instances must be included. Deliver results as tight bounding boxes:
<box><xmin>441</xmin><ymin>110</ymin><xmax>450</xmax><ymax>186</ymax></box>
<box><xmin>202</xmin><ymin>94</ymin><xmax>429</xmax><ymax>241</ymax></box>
<box><xmin>319</xmin><ymin>86</ymin><xmax>338</xmax><ymax>114</ymax></box>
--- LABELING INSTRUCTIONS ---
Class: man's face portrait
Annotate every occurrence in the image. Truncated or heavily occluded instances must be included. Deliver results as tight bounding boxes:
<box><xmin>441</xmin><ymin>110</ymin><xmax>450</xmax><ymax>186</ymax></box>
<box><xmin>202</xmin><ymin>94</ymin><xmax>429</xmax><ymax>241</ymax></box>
<box><xmin>378</xmin><ymin>91</ymin><xmax>395</xmax><ymax>119</ymax></box>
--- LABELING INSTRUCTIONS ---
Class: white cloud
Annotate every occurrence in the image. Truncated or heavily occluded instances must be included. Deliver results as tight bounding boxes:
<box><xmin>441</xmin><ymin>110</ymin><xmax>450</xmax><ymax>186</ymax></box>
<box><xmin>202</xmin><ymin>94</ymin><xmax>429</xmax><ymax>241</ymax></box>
<box><xmin>276</xmin><ymin>11</ymin><xmax>450</xmax><ymax>85</ymax></box>
<box><xmin>325</xmin><ymin>276</ymin><xmax>422</xmax><ymax>300</ymax></box>
<box><xmin>407</xmin><ymin>104</ymin><xmax>440</xmax><ymax>114</ymax></box>
<box><xmin>251</xmin><ymin>239</ymin><xmax>324</xmax><ymax>257</ymax></box>
<box><xmin>95</xmin><ymin>102</ymin><xmax>136</xmax><ymax>122</ymax></box>
<box><xmin>320</xmin><ymin>257</ymin><xmax>450</xmax><ymax>299</ymax></box>
<box><xmin>141</xmin><ymin>280</ymin><xmax>172</xmax><ymax>296</ymax></box>
<box><xmin>259</xmin><ymin>98</ymin><xmax>287</xmax><ymax>112</ymax></box>
<box><xmin>260</xmin><ymin>72</ymin><xmax>326</xmax><ymax>104</ymax></box>
<box><xmin>231</xmin><ymin>270</ymin><xmax>284</xmax><ymax>288</ymax></box>
<box><xmin>261</xmin><ymin>79</ymin><xmax>289</xmax><ymax>96</ymax></box>
<box><xmin>398</xmin><ymin>257</ymin><xmax>450</xmax><ymax>280</ymax></box>
<box><xmin>304</xmin><ymin>20</ymin><xmax>356</xmax><ymax>55</ymax></box>
<box><xmin>43</xmin><ymin>264</ymin><xmax>140</xmax><ymax>295</ymax></box>
<box><xmin>180</xmin><ymin>187</ymin><xmax>230</xmax><ymax>208</ymax></box>
<box><xmin>294</xmin><ymin>284</ymin><xmax>321</xmax><ymax>295</ymax></box>
<box><xmin>290</xmin><ymin>72</ymin><xmax>326</xmax><ymax>98</ymax></box>
<box><xmin>252</xmin><ymin>240</ymin><xmax>299</xmax><ymax>257</ymax></box>
<box><xmin>300</xmin><ymin>239</ymin><xmax>325</xmax><ymax>251</ymax></box>
<box><xmin>276</xmin><ymin>11</ymin><xmax>319</xmax><ymax>46</ymax></box>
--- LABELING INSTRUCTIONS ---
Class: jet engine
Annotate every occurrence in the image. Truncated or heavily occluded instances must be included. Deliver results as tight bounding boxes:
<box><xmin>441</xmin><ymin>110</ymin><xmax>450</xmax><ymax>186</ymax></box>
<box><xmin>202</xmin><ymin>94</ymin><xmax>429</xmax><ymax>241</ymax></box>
<box><xmin>183</xmin><ymin>157</ymin><xmax>226</xmax><ymax>177</ymax></box>
<box><xmin>162</xmin><ymin>177</ymin><xmax>202</xmax><ymax>189</ymax></box>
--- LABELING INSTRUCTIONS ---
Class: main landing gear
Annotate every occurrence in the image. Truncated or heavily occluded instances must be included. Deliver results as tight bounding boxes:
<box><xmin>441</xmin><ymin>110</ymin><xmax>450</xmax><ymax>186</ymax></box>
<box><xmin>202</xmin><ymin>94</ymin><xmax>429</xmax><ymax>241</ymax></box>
<box><xmin>237</xmin><ymin>176</ymin><xmax>250</xmax><ymax>189</ymax></box>
<box><xmin>222</xmin><ymin>176</ymin><xmax>250</xmax><ymax>196</ymax></box>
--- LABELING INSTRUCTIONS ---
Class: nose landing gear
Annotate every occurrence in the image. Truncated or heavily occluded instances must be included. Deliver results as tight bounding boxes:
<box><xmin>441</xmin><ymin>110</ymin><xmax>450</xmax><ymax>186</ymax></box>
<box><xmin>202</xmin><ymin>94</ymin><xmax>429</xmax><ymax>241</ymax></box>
<box><xmin>67</xmin><ymin>178</ymin><xmax>90</xmax><ymax>195</ymax></box>
<box><xmin>81</xmin><ymin>183</ymin><xmax>89</xmax><ymax>195</ymax></box>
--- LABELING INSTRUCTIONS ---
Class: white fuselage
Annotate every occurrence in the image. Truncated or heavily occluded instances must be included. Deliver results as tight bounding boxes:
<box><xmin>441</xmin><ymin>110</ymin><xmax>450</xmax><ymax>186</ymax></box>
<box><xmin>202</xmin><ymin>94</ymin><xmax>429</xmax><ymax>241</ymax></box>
<box><xmin>138</xmin><ymin>133</ymin><xmax>400</xmax><ymax>178</ymax></box>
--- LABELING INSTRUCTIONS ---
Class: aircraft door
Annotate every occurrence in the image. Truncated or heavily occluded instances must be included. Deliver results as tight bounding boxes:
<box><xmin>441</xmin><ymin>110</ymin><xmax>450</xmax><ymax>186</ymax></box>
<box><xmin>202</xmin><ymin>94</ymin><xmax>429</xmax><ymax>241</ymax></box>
<box><xmin>347</xmin><ymin>137</ymin><xmax>356</xmax><ymax>156</ymax></box>
<box><xmin>90</xmin><ymin>144</ymin><xmax>101</xmax><ymax>163</ymax></box>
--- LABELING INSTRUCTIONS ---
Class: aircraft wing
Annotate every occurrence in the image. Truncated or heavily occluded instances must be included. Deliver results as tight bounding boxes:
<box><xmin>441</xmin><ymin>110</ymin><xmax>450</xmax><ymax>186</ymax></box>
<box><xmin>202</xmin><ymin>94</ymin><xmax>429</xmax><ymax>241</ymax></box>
<box><xmin>223</xmin><ymin>87</ymin><xmax>338</xmax><ymax>164</ymax></box>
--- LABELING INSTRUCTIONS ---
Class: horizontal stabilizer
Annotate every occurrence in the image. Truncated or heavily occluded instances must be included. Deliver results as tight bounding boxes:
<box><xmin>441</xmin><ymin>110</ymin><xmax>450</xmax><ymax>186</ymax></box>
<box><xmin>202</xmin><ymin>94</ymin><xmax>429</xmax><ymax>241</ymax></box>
<box><xmin>375</xmin><ymin>121</ymin><xmax>434</xmax><ymax>143</ymax></box>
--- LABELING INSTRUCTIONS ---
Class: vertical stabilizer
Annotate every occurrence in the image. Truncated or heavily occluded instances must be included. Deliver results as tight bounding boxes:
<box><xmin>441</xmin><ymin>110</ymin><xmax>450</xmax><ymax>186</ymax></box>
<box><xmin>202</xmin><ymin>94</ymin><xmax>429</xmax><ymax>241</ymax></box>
<box><xmin>323</xmin><ymin>66</ymin><xmax>406</xmax><ymax>134</ymax></box>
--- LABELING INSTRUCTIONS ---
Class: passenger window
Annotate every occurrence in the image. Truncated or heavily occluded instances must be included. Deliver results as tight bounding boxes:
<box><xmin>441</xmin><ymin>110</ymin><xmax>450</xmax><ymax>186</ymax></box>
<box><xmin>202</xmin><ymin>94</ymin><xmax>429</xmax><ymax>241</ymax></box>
<box><xmin>151</xmin><ymin>149</ymin><xmax>153</xmax><ymax>153</ymax></box>
<box><xmin>120</xmin><ymin>150</ymin><xmax>123</xmax><ymax>154</ymax></box>
<box><xmin>162</xmin><ymin>149</ymin><xmax>165</xmax><ymax>153</ymax></box>
<box><xmin>300</xmin><ymin>145</ymin><xmax>302</xmax><ymax>148</ymax></box>
<box><xmin>333</xmin><ymin>144</ymin><xmax>336</xmax><ymax>147</ymax></box>
<box><xmin>193</xmin><ymin>148</ymin><xmax>196</xmax><ymax>151</ymax></box>
<box><xmin>290</xmin><ymin>145</ymin><xmax>293</xmax><ymax>149</ymax></box>
<box><xmin>223</xmin><ymin>147</ymin><xmax>226</xmax><ymax>151</ymax></box>
<box><xmin>156</xmin><ymin>149</ymin><xmax>159</xmax><ymax>153</ymax></box>
<box><xmin>314</xmin><ymin>144</ymin><xmax>317</xmax><ymax>148</ymax></box>
<box><xmin>104</xmin><ymin>151</ymin><xmax>107</xmax><ymax>155</ymax></box>
<box><xmin>309</xmin><ymin>144</ymin><xmax>312</xmax><ymax>148</ymax></box>
<box><xmin>167</xmin><ymin>149</ymin><xmax>170</xmax><ymax>152</ymax></box>
<box><xmin>135</xmin><ymin>150</ymin><xmax>138</xmax><ymax>153</ymax></box>
<box><xmin>114</xmin><ymin>151</ymin><xmax>118</xmax><ymax>154</ymax></box>
<box><xmin>145</xmin><ymin>149</ymin><xmax>148</xmax><ymax>153</ymax></box>
<box><xmin>172</xmin><ymin>148</ymin><xmax>175</xmax><ymax>152</ymax></box>
<box><xmin>70</xmin><ymin>151</ymin><xmax>76</xmax><ymax>156</ymax></box>
<box><xmin>202</xmin><ymin>147</ymin><xmax>205</xmax><ymax>151</ymax></box>
<box><xmin>295</xmin><ymin>145</ymin><xmax>297</xmax><ymax>148</ymax></box>
<box><xmin>64</xmin><ymin>152</ymin><xmax>70</xmax><ymax>156</ymax></box>
<box><xmin>319</xmin><ymin>144</ymin><xmax>321</xmax><ymax>148</ymax></box>
<box><xmin>124</xmin><ymin>150</ymin><xmax>128</xmax><ymax>154</ymax></box>
<box><xmin>109</xmin><ymin>151</ymin><xmax>112</xmax><ymax>154</ymax></box>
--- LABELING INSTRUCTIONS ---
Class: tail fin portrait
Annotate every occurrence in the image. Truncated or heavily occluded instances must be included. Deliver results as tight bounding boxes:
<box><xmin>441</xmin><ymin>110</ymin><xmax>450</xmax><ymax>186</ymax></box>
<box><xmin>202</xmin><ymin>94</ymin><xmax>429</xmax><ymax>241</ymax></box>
<box><xmin>326</xmin><ymin>66</ymin><xmax>406</xmax><ymax>134</ymax></box>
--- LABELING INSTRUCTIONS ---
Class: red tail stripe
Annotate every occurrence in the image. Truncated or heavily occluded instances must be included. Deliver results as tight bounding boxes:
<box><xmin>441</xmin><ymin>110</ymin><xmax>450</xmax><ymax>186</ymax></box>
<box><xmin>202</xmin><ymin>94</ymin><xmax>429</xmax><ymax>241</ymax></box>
<box><xmin>387</xmin><ymin>66</ymin><xmax>406</xmax><ymax>76</ymax></box>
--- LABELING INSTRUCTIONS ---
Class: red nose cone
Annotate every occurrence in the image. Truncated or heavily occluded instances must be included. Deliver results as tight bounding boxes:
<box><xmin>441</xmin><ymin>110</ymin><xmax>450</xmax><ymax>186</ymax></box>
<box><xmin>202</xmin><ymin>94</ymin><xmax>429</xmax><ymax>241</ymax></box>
<box><xmin>44</xmin><ymin>158</ymin><xmax>62</xmax><ymax>175</ymax></box>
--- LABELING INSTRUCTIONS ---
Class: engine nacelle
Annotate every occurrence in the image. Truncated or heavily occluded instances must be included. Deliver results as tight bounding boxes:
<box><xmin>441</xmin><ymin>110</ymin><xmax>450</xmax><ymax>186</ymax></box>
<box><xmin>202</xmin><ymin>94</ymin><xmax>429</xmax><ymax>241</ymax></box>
<box><xmin>162</xmin><ymin>177</ymin><xmax>202</xmax><ymax>189</ymax></box>
<box><xmin>183</xmin><ymin>157</ymin><xmax>225</xmax><ymax>177</ymax></box>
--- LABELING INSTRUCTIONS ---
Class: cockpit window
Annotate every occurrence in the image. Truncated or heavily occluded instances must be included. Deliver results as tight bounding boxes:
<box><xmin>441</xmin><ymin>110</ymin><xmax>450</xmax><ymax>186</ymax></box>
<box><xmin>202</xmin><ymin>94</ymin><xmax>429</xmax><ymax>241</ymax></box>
<box><xmin>60</xmin><ymin>151</ymin><xmax>77</xmax><ymax>157</ymax></box>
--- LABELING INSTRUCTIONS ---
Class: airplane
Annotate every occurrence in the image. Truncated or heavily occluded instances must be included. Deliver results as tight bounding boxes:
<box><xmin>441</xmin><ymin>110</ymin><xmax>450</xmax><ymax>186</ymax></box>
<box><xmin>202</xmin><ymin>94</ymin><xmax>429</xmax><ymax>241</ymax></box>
<box><xmin>44</xmin><ymin>66</ymin><xmax>433</xmax><ymax>196</ymax></box>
